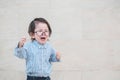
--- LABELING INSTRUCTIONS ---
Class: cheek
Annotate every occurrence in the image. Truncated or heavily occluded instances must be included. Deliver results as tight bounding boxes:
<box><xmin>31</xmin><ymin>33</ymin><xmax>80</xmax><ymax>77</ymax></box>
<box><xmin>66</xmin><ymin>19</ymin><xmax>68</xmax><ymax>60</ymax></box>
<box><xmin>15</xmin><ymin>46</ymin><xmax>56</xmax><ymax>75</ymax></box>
<box><xmin>34</xmin><ymin>34</ymin><xmax>39</xmax><ymax>39</ymax></box>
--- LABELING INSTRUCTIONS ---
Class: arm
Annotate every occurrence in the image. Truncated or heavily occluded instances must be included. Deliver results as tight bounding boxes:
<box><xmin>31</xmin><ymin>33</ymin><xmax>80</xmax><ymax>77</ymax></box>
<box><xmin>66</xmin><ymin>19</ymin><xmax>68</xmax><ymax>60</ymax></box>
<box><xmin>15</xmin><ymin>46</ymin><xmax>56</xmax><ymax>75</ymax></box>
<box><xmin>14</xmin><ymin>47</ymin><xmax>27</xmax><ymax>59</ymax></box>
<box><xmin>50</xmin><ymin>48</ymin><xmax>61</xmax><ymax>62</ymax></box>
<box><xmin>14</xmin><ymin>37</ymin><xmax>27</xmax><ymax>59</ymax></box>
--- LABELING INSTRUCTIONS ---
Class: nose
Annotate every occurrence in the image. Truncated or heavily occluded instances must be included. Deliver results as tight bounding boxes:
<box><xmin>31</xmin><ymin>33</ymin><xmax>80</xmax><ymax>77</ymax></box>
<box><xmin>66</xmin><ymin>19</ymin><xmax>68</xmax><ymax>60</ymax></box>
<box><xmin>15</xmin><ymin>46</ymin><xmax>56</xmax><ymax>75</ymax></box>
<box><xmin>41</xmin><ymin>32</ymin><xmax>46</xmax><ymax>36</ymax></box>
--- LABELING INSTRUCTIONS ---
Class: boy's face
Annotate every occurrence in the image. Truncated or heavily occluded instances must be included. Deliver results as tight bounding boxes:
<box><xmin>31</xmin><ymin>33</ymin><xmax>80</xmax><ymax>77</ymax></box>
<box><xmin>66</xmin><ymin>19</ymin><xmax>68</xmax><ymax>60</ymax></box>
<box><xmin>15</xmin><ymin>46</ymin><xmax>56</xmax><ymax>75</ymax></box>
<box><xmin>34</xmin><ymin>22</ymin><xmax>49</xmax><ymax>44</ymax></box>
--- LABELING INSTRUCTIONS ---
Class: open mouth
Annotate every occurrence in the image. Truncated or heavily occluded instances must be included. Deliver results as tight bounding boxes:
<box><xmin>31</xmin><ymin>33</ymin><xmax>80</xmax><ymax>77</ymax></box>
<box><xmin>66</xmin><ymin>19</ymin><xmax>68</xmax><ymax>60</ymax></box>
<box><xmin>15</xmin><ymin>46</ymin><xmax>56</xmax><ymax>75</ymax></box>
<box><xmin>40</xmin><ymin>37</ymin><xmax>46</xmax><ymax>40</ymax></box>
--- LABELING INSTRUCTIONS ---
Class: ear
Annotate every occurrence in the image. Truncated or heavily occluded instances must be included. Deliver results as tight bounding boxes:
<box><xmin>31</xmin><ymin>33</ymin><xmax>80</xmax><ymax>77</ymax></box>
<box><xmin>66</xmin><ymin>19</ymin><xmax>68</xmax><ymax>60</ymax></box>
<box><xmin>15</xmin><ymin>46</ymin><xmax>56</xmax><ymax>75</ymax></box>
<box><xmin>31</xmin><ymin>35</ymin><xmax>35</xmax><ymax>38</ymax></box>
<box><xmin>29</xmin><ymin>32</ymin><xmax>35</xmax><ymax>38</ymax></box>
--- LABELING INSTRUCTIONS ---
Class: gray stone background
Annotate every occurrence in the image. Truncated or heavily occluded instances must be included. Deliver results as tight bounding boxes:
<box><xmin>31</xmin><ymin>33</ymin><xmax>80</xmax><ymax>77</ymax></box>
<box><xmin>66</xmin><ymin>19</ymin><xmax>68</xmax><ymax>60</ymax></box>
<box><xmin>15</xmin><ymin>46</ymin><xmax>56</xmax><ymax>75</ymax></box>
<box><xmin>0</xmin><ymin>0</ymin><xmax>120</xmax><ymax>80</ymax></box>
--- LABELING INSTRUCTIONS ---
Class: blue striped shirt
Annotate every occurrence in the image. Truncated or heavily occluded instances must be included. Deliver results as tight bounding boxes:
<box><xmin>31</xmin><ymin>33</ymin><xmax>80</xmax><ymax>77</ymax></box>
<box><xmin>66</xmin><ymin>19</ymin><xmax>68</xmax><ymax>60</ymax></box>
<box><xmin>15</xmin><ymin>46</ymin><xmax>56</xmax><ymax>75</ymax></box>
<box><xmin>14</xmin><ymin>40</ymin><xmax>59</xmax><ymax>77</ymax></box>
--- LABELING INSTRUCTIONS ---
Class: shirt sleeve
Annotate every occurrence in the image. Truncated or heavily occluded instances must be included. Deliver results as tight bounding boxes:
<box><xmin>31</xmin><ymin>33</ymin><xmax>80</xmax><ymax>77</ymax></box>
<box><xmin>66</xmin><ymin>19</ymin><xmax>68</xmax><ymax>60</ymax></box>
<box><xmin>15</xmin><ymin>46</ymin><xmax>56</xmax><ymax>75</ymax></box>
<box><xmin>14</xmin><ymin>43</ymin><xmax>27</xmax><ymax>59</ymax></box>
<box><xmin>50</xmin><ymin>48</ymin><xmax>60</xmax><ymax>62</ymax></box>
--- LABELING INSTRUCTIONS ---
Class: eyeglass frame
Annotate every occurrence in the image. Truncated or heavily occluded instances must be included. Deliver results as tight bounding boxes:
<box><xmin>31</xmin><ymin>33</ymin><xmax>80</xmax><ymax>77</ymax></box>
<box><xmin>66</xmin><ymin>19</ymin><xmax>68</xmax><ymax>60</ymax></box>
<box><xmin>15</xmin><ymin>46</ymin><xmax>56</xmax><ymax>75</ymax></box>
<box><xmin>34</xmin><ymin>30</ymin><xmax>49</xmax><ymax>36</ymax></box>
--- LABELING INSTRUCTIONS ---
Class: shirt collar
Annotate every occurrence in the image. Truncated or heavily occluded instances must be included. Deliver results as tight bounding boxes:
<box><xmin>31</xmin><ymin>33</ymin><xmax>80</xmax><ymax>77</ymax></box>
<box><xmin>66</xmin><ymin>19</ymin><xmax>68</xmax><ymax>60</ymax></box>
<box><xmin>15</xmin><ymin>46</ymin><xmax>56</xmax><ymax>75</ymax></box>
<box><xmin>33</xmin><ymin>40</ymin><xmax>48</xmax><ymax>49</ymax></box>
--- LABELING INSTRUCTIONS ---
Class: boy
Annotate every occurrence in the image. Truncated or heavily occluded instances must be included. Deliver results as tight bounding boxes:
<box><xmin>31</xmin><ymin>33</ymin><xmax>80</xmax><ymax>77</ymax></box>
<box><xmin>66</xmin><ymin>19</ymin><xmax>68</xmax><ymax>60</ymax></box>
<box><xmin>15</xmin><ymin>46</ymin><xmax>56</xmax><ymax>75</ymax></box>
<box><xmin>14</xmin><ymin>18</ymin><xmax>61</xmax><ymax>80</ymax></box>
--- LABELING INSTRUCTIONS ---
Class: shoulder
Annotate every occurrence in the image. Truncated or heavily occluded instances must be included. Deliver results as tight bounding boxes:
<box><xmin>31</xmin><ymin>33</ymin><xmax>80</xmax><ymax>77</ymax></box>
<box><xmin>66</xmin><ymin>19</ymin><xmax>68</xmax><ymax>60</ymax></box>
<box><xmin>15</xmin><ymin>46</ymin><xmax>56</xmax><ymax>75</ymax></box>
<box><xmin>25</xmin><ymin>41</ymin><xmax>32</xmax><ymax>45</ymax></box>
<box><xmin>46</xmin><ymin>42</ymin><xmax>56</xmax><ymax>52</ymax></box>
<box><xmin>23</xmin><ymin>41</ymin><xmax>33</xmax><ymax>48</ymax></box>
<box><xmin>46</xmin><ymin>42</ymin><xmax>53</xmax><ymax>48</ymax></box>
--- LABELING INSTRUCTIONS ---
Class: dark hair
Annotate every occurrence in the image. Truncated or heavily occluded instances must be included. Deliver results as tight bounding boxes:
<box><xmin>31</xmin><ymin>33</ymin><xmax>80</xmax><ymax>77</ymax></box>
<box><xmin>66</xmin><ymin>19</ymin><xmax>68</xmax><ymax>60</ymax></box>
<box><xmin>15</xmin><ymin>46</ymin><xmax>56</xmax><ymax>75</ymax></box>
<box><xmin>28</xmin><ymin>17</ymin><xmax>52</xmax><ymax>40</ymax></box>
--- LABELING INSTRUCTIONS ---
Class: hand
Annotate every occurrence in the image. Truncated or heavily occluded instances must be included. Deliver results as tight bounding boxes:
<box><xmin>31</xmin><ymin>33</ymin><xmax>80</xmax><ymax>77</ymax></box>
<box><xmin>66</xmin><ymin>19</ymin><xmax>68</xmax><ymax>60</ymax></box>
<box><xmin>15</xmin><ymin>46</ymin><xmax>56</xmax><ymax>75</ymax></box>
<box><xmin>56</xmin><ymin>52</ymin><xmax>61</xmax><ymax>60</ymax></box>
<box><xmin>18</xmin><ymin>37</ymin><xmax>26</xmax><ymax>48</ymax></box>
